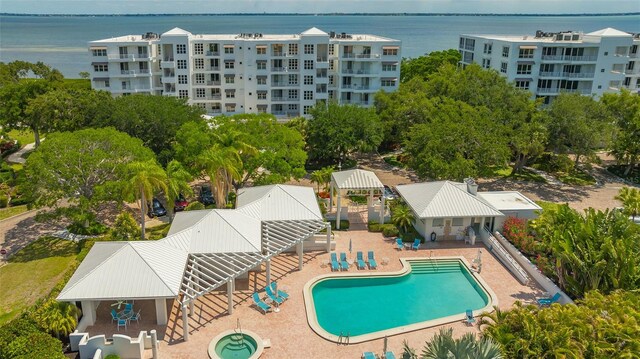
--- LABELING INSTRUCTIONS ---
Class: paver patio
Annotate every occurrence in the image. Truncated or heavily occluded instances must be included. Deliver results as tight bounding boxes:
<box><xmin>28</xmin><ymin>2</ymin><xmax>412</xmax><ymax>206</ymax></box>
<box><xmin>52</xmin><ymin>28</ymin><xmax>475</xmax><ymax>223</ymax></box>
<box><xmin>84</xmin><ymin>209</ymin><xmax>543</xmax><ymax>359</ymax></box>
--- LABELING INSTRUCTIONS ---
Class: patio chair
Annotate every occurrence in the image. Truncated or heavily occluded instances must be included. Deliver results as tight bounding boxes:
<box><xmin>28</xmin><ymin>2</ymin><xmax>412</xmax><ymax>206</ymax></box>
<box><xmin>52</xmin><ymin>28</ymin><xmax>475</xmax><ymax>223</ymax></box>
<box><xmin>265</xmin><ymin>285</ymin><xmax>286</xmax><ymax>304</ymax></box>
<box><xmin>124</xmin><ymin>303</ymin><xmax>133</xmax><ymax>314</ymax></box>
<box><xmin>339</xmin><ymin>252</ymin><xmax>349</xmax><ymax>271</ymax></box>
<box><xmin>356</xmin><ymin>251</ymin><xmax>366</xmax><ymax>270</ymax></box>
<box><xmin>117</xmin><ymin>318</ymin><xmax>127</xmax><ymax>331</ymax></box>
<box><xmin>362</xmin><ymin>352</ymin><xmax>378</xmax><ymax>359</ymax></box>
<box><xmin>367</xmin><ymin>251</ymin><xmax>378</xmax><ymax>269</ymax></box>
<box><xmin>252</xmin><ymin>292</ymin><xmax>271</xmax><ymax>314</ymax></box>
<box><xmin>269</xmin><ymin>282</ymin><xmax>289</xmax><ymax>300</ymax></box>
<box><xmin>537</xmin><ymin>292</ymin><xmax>561</xmax><ymax>307</ymax></box>
<box><xmin>465</xmin><ymin>309</ymin><xmax>476</xmax><ymax>326</ymax></box>
<box><xmin>412</xmin><ymin>238</ymin><xmax>421</xmax><ymax>251</ymax></box>
<box><xmin>130</xmin><ymin>310</ymin><xmax>141</xmax><ymax>325</ymax></box>
<box><xmin>395</xmin><ymin>238</ymin><xmax>403</xmax><ymax>250</ymax></box>
<box><xmin>384</xmin><ymin>352</ymin><xmax>397</xmax><ymax>359</ymax></box>
<box><xmin>110</xmin><ymin>309</ymin><xmax>118</xmax><ymax>323</ymax></box>
<box><xmin>330</xmin><ymin>252</ymin><xmax>340</xmax><ymax>271</ymax></box>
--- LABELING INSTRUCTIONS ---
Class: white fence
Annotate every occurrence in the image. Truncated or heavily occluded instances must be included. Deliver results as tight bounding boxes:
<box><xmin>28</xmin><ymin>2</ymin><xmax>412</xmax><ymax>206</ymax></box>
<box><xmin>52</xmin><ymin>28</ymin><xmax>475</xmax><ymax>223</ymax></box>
<box><xmin>69</xmin><ymin>330</ymin><xmax>159</xmax><ymax>359</ymax></box>
<box><xmin>480</xmin><ymin>227</ymin><xmax>530</xmax><ymax>284</ymax></box>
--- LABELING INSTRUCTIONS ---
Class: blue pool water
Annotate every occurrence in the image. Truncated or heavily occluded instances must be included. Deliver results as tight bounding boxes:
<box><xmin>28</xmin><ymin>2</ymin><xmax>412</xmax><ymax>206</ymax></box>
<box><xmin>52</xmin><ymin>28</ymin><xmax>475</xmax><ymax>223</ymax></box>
<box><xmin>311</xmin><ymin>260</ymin><xmax>489</xmax><ymax>336</ymax></box>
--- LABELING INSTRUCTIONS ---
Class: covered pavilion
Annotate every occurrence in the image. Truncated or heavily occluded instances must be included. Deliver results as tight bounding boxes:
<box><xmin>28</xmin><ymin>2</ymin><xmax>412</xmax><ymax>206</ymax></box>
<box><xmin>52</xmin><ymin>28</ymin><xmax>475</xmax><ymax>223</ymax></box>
<box><xmin>329</xmin><ymin>169</ymin><xmax>386</xmax><ymax>229</ymax></box>
<box><xmin>57</xmin><ymin>184</ymin><xmax>329</xmax><ymax>341</ymax></box>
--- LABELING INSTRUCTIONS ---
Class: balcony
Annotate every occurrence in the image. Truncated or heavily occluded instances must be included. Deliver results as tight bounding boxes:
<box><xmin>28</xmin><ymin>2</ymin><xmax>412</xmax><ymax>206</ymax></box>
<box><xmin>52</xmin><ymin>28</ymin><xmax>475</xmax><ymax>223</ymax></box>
<box><xmin>271</xmin><ymin>82</ymin><xmax>297</xmax><ymax>87</ymax></box>
<box><xmin>342</xmin><ymin>69</ymin><xmax>372</xmax><ymax>75</ymax></box>
<box><xmin>206</xmin><ymin>66</ymin><xmax>220</xmax><ymax>71</ymax></box>
<box><xmin>541</xmin><ymin>55</ymin><xmax>598</xmax><ymax>62</ymax></box>
<box><xmin>537</xmin><ymin>87</ymin><xmax>591</xmax><ymax>95</ymax></box>
<box><xmin>206</xmin><ymin>80</ymin><xmax>221</xmax><ymax>86</ymax></box>
<box><xmin>272</xmin><ymin>51</ymin><xmax>285</xmax><ymax>57</ymax></box>
<box><xmin>206</xmin><ymin>51</ymin><xmax>220</xmax><ymax>56</ymax></box>
<box><xmin>271</xmin><ymin>97</ymin><xmax>299</xmax><ymax>102</ymax></box>
<box><xmin>162</xmin><ymin>61</ymin><xmax>175</xmax><ymax>69</ymax></box>
<box><xmin>120</xmin><ymin>69</ymin><xmax>151</xmax><ymax>77</ymax></box>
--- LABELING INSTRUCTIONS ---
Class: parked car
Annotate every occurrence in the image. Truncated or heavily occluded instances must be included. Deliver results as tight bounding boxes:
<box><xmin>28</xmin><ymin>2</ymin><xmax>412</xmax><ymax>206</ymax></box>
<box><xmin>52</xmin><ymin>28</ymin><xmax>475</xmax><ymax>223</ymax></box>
<box><xmin>174</xmin><ymin>193</ymin><xmax>188</xmax><ymax>212</ymax></box>
<box><xmin>147</xmin><ymin>198</ymin><xmax>167</xmax><ymax>218</ymax></box>
<box><xmin>383</xmin><ymin>185</ymin><xmax>397</xmax><ymax>201</ymax></box>
<box><xmin>198</xmin><ymin>185</ymin><xmax>215</xmax><ymax>206</ymax></box>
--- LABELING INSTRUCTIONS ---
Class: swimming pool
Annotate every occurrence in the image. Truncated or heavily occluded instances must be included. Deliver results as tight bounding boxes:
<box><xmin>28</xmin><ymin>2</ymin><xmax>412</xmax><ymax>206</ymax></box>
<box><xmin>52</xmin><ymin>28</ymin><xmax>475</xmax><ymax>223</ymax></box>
<box><xmin>303</xmin><ymin>257</ymin><xmax>496</xmax><ymax>343</ymax></box>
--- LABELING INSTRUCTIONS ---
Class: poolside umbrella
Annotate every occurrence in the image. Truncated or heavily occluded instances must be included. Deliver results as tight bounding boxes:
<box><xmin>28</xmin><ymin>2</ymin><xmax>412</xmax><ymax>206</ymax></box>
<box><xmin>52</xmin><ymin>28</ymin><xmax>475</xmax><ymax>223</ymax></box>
<box><xmin>383</xmin><ymin>336</ymin><xmax>388</xmax><ymax>353</ymax></box>
<box><xmin>349</xmin><ymin>238</ymin><xmax>352</xmax><ymax>255</ymax></box>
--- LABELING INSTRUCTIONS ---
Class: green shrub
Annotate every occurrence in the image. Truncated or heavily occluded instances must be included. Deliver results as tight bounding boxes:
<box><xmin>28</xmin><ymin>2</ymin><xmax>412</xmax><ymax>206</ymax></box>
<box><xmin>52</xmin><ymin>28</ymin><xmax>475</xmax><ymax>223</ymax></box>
<box><xmin>328</xmin><ymin>219</ymin><xmax>349</xmax><ymax>231</ymax></box>
<box><xmin>68</xmin><ymin>221</ymin><xmax>108</xmax><ymax>235</ymax></box>
<box><xmin>110</xmin><ymin>211</ymin><xmax>139</xmax><ymax>241</ymax></box>
<box><xmin>0</xmin><ymin>196</ymin><xmax>8</xmax><ymax>208</ymax></box>
<box><xmin>8</xmin><ymin>196</ymin><xmax>30</xmax><ymax>206</ymax></box>
<box><xmin>0</xmin><ymin>316</ymin><xmax>64</xmax><ymax>359</ymax></box>
<box><xmin>105</xmin><ymin>355</ymin><xmax>121</xmax><ymax>359</ymax></box>
<box><xmin>381</xmin><ymin>224</ymin><xmax>399</xmax><ymax>237</ymax></box>
<box><xmin>531</xmin><ymin>152</ymin><xmax>573</xmax><ymax>173</ymax></box>
<box><xmin>368</xmin><ymin>221</ymin><xmax>381</xmax><ymax>232</ymax></box>
<box><xmin>185</xmin><ymin>202</ymin><xmax>205</xmax><ymax>211</ymax></box>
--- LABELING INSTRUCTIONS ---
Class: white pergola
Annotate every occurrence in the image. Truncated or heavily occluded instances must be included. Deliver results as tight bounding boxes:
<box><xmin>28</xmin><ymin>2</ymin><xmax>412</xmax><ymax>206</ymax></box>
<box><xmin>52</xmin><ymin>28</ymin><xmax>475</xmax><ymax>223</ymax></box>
<box><xmin>58</xmin><ymin>185</ymin><xmax>330</xmax><ymax>341</ymax></box>
<box><xmin>329</xmin><ymin>169</ymin><xmax>385</xmax><ymax>229</ymax></box>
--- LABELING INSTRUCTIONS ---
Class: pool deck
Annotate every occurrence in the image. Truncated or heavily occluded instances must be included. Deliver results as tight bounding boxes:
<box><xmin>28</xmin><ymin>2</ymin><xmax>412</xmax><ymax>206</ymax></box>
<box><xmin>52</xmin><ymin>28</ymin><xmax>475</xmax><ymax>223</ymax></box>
<box><xmin>84</xmin><ymin>210</ymin><xmax>544</xmax><ymax>358</ymax></box>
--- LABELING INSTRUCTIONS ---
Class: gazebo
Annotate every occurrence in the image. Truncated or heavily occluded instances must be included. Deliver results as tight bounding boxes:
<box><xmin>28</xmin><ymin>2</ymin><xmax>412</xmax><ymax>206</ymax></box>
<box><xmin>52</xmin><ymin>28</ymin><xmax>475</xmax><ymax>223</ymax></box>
<box><xmin>329</xmin><ymin>169</ymin><xmax>386</xmax><ymax>229</ymax></box>
<box><xmin>58</xmin><ymin>184</ymin><xmax>330</xmax><ymax>341</ymax></box>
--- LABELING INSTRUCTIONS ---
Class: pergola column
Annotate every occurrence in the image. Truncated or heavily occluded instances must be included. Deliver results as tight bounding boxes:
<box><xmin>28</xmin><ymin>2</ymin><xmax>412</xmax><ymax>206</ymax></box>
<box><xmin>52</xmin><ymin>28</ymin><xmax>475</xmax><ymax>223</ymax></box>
<box><xmin>336</xmin><ymin>189</ymin><xmax>342</xmax><ymax>230</ymax></box>
<box><xmin>325</xmin><ymin>222</ymin><xmax>332</xmax><ymax>252</ymax></box>
<box><xmin>80</xmin><ymin>301</ymin><xmax>97</xmax><ymax>326</ymax></box>
<box><xmin>265</xmin><ymin>259</ymin><xmax>271</xmax><ymax>286</ymax></box>
<box><xmin>227</xmin><ymin>279</ymin><xmax>234</xmax><ymax>314</ymax></box>
<box><xmin>380</xmin><ymin>194</ymin><xmax>385</xmax><ymax>225</ymax></box>
<box><xmin>328</xmin><ymin>182</ymin><xmax>333</xmax><ymax>212</ymax></box>
<box><xmin>297</xmin><ymin>240</ymin><xmax>304</xmax><ymax>270</ymax></box>
<box><xmin>182</xmin><ymin>304</ymin><xmax>189</xmax><ymax>341</ymax></box>
<box><xmin>155</xmin><ymin>298</ymin><xmax>168</xmax><ymax>325</ymax></box>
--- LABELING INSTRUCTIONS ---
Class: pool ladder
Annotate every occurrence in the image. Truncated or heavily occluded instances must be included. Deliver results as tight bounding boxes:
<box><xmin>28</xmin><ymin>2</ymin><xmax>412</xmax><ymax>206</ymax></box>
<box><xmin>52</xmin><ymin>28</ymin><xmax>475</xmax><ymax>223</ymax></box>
<box><xmin>235</xmin><ymin>318</ymin><xmax>244</xmax><ymax>346</ymax></box>
<box><xmin>430</xmin><ymin>251</ymin><xmax>439</xmax><ymax>272</ymax></box>
<box><xmin>337</xmin><ymin>331</ymin><xmax>350</xmax><ymax>345</ymax></box>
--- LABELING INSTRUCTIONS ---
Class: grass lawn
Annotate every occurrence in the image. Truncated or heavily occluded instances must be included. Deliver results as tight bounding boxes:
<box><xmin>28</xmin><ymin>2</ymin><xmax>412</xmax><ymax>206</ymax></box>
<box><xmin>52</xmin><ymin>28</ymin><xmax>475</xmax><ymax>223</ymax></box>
<box><xmin>6</xmin><ymin>130</ymin><xmax>35</xmax><ymax>147</ymax></box>
<box><xmin>0</xmin><ymin>205</ymin><xmax>29</xmax><ymax>221</ymax></box>
<box><xmin>146</xmin><ymin>223</ymin><xmax>171</xmax><ymax>240</ymax></box>
<box><xmin>0</xmin><ymin>237</ymin><xmax>77</xmax><ymax>325</ymax></box>
<box><xmin>383</xmin><ymin>155</ymin><xmax>404</xmax><ymax>168</ymax></box>
<box><xmin>556</xmin><ymin>170</ymin><xmax>597</xmax><ymax>186</ymax></box>
<box><xmin>492</xmin><ymin>167</ymin><xmax>547</xmax><ymax>183</ymax></box>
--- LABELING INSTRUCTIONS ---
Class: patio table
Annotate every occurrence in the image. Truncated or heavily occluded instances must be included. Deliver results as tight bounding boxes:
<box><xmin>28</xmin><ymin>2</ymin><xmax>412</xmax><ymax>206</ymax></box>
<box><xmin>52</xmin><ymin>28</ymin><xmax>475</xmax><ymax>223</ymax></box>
<box><xmin>264</xmin><ymin>297</ymin><xmax>280</xmax><ymax>313</ymax></box>
<box><xmin>117</xmin><ymin>310</ymin><xmax>134</xmax><ymax>321</ymax></box>
<box><xmin>381</xmin><ymin>257</ymin><xmax>390</xmax><ymax>266</ymax></box>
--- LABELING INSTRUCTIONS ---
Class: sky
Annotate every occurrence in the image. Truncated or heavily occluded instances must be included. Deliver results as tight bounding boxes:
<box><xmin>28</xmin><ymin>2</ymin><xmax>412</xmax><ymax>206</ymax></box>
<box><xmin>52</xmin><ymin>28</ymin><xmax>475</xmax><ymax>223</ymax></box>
<box><xmin>1</xmin><ymin>0</ymin><xmax>639</xmax><ymax>15</ymax></box>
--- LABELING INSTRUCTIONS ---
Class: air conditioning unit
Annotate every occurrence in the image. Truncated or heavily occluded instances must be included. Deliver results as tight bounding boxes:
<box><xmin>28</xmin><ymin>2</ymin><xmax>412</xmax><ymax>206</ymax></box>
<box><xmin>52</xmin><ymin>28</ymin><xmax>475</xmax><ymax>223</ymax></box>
<box><xmin>375</xmin><ymin>54</ymin><xmax>380</xmax><ymax>58</ymax></box>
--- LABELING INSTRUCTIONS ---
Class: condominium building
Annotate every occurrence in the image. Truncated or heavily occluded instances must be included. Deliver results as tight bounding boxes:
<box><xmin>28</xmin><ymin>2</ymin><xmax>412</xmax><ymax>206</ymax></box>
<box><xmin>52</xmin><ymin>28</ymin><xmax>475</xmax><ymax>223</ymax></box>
<box><xmin>459</xmin><ymin>28</ymin><xmax>640</xmax><ymax>103</ymax></box>
<box><xmin>88</xmin><ymin>27</ymin><xmax>401</xmax><ymax>118</ymax></box>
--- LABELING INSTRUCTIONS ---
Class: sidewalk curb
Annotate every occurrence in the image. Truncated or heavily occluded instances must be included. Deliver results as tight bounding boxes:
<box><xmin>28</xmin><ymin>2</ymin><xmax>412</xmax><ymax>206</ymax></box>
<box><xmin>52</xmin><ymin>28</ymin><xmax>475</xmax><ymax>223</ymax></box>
<box><xmin>0</xmin><ymin>208</ymin><xmax>37</xmax><ymax>223</ymax></box>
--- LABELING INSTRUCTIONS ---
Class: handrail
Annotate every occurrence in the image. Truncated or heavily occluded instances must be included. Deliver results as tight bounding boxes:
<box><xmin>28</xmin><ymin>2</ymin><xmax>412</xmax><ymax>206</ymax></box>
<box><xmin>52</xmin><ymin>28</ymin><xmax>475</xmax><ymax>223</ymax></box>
<box><xmin>345</xmin><ymin>332</ymin><xmax>350</xmax><ymax>345</ymax></box>
<box><xmin>482</xmin><ymin>227</ymin><xmax>529</xmax><ymax>284</ymax></box>
<box><xmin>338</xmin><ymin>331</ymin><xmax>343</xmax><ymax>345</ymax></box>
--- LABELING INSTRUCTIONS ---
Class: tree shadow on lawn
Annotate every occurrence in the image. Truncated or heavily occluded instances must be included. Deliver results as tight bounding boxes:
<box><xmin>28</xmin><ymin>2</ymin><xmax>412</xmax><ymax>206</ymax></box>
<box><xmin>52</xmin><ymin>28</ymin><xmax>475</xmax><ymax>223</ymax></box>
<box><xmin>3</xmin><ymin>216</ymin><xmax>67</xmax><ymax>260</ymax></box>
<box><xmin>479</xmin><ymin>177</ymin><xmax>591</xmax><ymax>204</ymax></box>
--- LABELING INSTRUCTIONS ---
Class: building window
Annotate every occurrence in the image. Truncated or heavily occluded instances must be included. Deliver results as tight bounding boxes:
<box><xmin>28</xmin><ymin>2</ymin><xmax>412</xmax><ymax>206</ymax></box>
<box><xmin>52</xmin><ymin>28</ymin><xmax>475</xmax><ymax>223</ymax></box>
<box><xmin>195</xmin><ymin>88</ymin><xmax>206</xmax><ymax>98</ymax></box>
<box><xmin>288</xmin><ymin>74</ymin><xmax>298</xmax><ymax>85</ymax></box>
<box><xmin>304</xmin><ymin>44</ymin><xmax>314</xmax><ymax>54</ymax></box>
<box><xmin>329</xmin><ymin>61</ymin><xmax>334</xmax><ymax>70</ymax></box>
<box><xmin>178</xmin><ymin>90</ymin><xmax>188</xmax><ymax>98</ymax></box>
<box><xmin>224</xmin><ymin>46</ymin><xmax>234</xmax><ymax>54</ymax></box>
<box><xmin>93</xmin><ymin>64</ymin><xmax>108</xmax><ymax>72</ymax></box>
<box><xmin>518</xmin><ymin>48</ymin><xmax>534</xmax><ymax>58</ymax></box>
<box><xmin>256</xmin><ymin>46</ymin><xmax>266</xmax><ymax>55</ymax></box>
<box><xmin>225</xmin><ymin>104</ymin><xmax>236</xmax><ymax>112</ymax></box>
<box><xmin>288</xmin><ymin>104</ymin><xmax>298</xmax><ymax>111</ymax></box>
<box><xmin>382</xmin><ymin>48</ymin><xmax>398</xmax><ymax>56</ymax></box>
<box><xmin>177</xmin><ymin>60</ymin><xmax>187</xmax><ymax>69</ymax></box>
<box><xmin>178</xmin><ymin>75</ymin><xmax>188</xmax><ymax>84</ymax></box>
<box><xmin>432</xmin><ymin>218</ymin><xmax>443</xmax><ymax>227</ymax></box>
<box><xmin>500</xmin><ymin>62</ymin><xmax>508</xmax><ymax>73</ymax></box>
<box><xmin>195</xmin><ymin>73</ymin><xmax>205</xmax><ymax>84</ymax></box>
<box><xmin>225</xmin><ymin>61</ymin><xmax>235</xmax><ymax>69</ymax></box>
<box><xmin>303</xmin><ymin>105</ymin><xmax>312</xmax><ymax>115</ymax></box>
<box><xmin>289</xmin><ymin>59</ymin><xmax>298</xmax><ymax>70</ymax></box>
<box><xmin>609</xmin><ymin>80</ymin><xmax>620</xmax><ymax>88</ymax></box>
<box><xmin>194</xmin><ymin>43</ymin><xmax>204</xmax><ymax>55</ymax></box>
<box><xmin>225</xmin><ymin>75</ymin><xmax>235</xmax><ymax>84</ymax></box>
<box><xmin>288</xmin><ymin>89</ymin><xmax>298</xmax><ymax>99</ymax></box>
<box><xmin>516</xmin><ymin>64</ymin><xmax>532</xmax><ymax>75</ymax></box>
<box><xmin>452</xmin><ymin>218</ymin><xmax>464</xmax><ymax>226</ymax></box>
<box><xmin>104</xmin><ymin>80</ymin><xmax>110</xmax><ymax>87</ymax></box>
<box><xmin>382</xmin><ymin>64</ymin><xmax>397</xmax><ymax>71</ymax></box>
<box><xmin>303</xmin><ymin>90</ymin><xmax>313</xmax><ymax>100</ymax></box>
<box><xmin>256</xmin><ymin>61</ymin><xmax>267</xmax><ymax>70</ymax></box>
<box><xmin>257</xmin><ymin>91</ymin><xmax>267</xmax><ymax>100</ymax></box>
<box><xmin>176</xmin><ymin>44</ymin><xmax>186</xmax><ymax>54</ymax></box>
<box><xmin>615</xmin><ymin>46</ymin><xmax>628</xmax><ymax>56</ymax></box>
<box><xmin>304</xmin><ymin>60</ymin><xmax>314</xmax><ymax>70</ymax></box>
<box><xmin>194</xmin><ymin>58</ymin><xmax>204</xmax><ymax>69</ymax></box>
<box><xmin>381</xmin><ymin>79</ymin><xmax>396</xmax><ymax>87</ymax></box>
<box><xmin>483</xmin><ymin>43</ymin><xmax>492</xmax><ymax>54</ymax></box>
<box><xmin>328</xmin><ymin>45</ymin><xmax>334</xmax><ymax>56</ymax></box>
<box><xmin>257</xmin><ymin>76</ymin><xmax>267</xmax><ymax>85</ymax></box>
<box><xmin>92</xmin><ymin>49</ymin><xmax>107</xmax><ymax>56</ymax></box>
<box><xmin>304</xmin><ymin>75</ymin><xmax>314</xmax><ymax>85</ymax></box>
<box><xmin>288</xmin><ymin>44</ymin><xmax>298</xmax><ymax>55</ymax></box>
<box><xmin>515</xmin><ymin>80</ymin><xmax>530</xmax><ymax>90</ymax></box>
<box><xmin>482</xmin><ymin>58</ymin><xmax>491</xmax><ymax>69</ymax></box>
<box><xmin>502</xmin><ymin>46</ymin><xmax>509</xmax><ymax>57</ymax></box>
<box><xmin>225</xmin><ymin>89</ymin><xmax>236</xmax><ymax>98</ymax></box>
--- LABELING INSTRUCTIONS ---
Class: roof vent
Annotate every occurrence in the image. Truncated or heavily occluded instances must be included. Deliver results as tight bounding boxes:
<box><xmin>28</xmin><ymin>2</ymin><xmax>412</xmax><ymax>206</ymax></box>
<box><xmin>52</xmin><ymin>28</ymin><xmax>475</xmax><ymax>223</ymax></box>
<box><xmin>464</xmin><ymin>178</ymin><xmax>478</xmax><ymax>196</ymax></box>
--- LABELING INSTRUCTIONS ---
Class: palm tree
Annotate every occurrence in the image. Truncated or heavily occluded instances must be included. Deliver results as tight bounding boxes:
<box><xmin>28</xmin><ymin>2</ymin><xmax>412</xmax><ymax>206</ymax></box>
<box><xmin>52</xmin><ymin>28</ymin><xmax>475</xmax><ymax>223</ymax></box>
<box><xmin>615</xmin><ymin>187</ymin><xmax>640</xmax><ymax>221</ymax></box>
<box><xmin>198</xmin><ymin>144</ymin><xmax>242</xmax><ymax>208</ymax></box>
<box><xmin>392</xmin><ymin>204</ymin><xmax>415</xmax><ymax>233</ymax></box>
<box><xmin>36</xmin><ymin>299</ymin><xmax>80</xmax><ymax>339</ymax></box>
<box><xmin>165</xmin><ymin>160</ymin><xmax>194</xmax><ymax>220</ymax></box>
<box><xmin>421</xmin><ymin>328</ymin><xmax>503</xmax><ymax>359</ymax></box>
<box><xmin>122</xmin><ymin>160</ymin><xmax>168</xmax><ymax>240</ymax></box>
<box><xmin>310</xmin><ymin>170</ymin><xmax>324</xmax><ymax>193</ymax></box>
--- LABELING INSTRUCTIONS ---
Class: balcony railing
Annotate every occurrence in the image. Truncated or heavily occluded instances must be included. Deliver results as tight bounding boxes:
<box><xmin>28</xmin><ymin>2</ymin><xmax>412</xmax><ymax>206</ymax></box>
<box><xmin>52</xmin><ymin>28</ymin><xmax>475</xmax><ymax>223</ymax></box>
<box><xmin>342</xmin><ymin>69</ymin><xmax>372</xmax><ymax>75</ymax></box>
<box><xmin>206</xmin><ymin>51</ymin><xmax>220</xmax><ymax>56</ymax></box>
<box><xmin>537</xmin><ymin>87</ymin><xmax>591</xmax><ymax>94</ymax></box>
<box><xmin>120</xmin><ymin>69</ymin><xmax>150</xmax><ymax>75</ymax></box>
<box><xmin>271</xmin><ymin>82</ymin><xmax>297</xmax><ymax>87</ymax></box>
<box><xmin>271</xmin><ymin>97</ymin><xmax>299</xmax><ymax>102</ymax></box>
<box><xmin>541</xmin><ymin>55</ymin><xmax>598</xmax><ymax>61</ymax></box>
<box><xmin>206</xmin><ymin>81</ymin><xmax>221</xmax><ymax>86</ymax></box>
<box><xmin>272</xmin><ymin>51</ymin><xmax>285</xmax><ymax>57</ymax></box>
<box><xmin>206</xmin><ymin>66</ymin><xmax>220</xmax><ymax>71</ymax></box>
<box><xmin>317</xmin><ymin>57</ymin><xmax>328</xmax><ymax>62</ymax></box>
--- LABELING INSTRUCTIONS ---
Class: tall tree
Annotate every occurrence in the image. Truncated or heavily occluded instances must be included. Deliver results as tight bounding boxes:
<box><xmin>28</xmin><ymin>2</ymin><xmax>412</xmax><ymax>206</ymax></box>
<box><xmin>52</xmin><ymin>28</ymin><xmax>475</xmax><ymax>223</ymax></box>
<box><xmin>400</xmin><ymin>49</ymin><xmax>461</xmax><ymax>83</ymax></box>
<box><xmin>198</xmin><ymin>144</ymin><xmax>242</xmax><ymax>208</ymax></box>
<box><xmin>35</xmin><ymin>299</ymin><xmax>80</xmax><ymax>339</ymax></box>
<box><xmin>165</xmin><ymin>160</ymin><xmax>194</xmax><ymax>219</ymax></box>
<box><xmin>122</xmin><ymin>160</ymin><xmax>168</xmax><ymax>240</ymax></box>
<box><xmin>602</xmin><ymin>89</ymin><xmax>640</xmax><ymax>176</ymax></box>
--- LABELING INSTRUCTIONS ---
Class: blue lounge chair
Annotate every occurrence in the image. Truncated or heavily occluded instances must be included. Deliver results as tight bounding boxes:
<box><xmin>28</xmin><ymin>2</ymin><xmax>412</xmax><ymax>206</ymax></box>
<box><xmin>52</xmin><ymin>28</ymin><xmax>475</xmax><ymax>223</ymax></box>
<box><xmin>367</xmin><ymin>251</ymin><xmax>378</xmax><ymax>269</ymax></box>
<box><xmin>270</xmin><ymin>282</ymin><xmax>289</xmax><ymax>300</ymax></box>
<box><xmin>395</xmin><ymin>237</ymin><xmax>403</xmax><ymax>250</ymax></box>
<box><xmin>537</xmin><ymin>292</ymin><xmax>561</xmax><ymax>307</ymax></box>
<box><xmin>117</xmin><ymin>318</ymin><xmax>127</xmax><ymax>331</ymax></box>
<box><xmin>340</xmin><ymin>252</ymin><xmax>349</xmax><ymax>270</ymax></box>
<box><xmin>110</xmin><ymin>309</ymin><xmax>118</xmax><ymax>323</ymax></box>
<box><xmin>124</xmin><ymin>303</ymin><xmax>133</xmax><ymax>314</ymax></box>
<box><xmin>252</xmin><ymin>292</ymin><xmax>271</xmax><ymax>314</ymax></box>
<box><xmin>412</xmin><ymin>238</ymin><xmax>421</xmax><ymax>251</ymax></box>
<box><xmin>356</xmin><ymin>251</ymin><xmax>366</xmax><ymax>270</ymax></box>
<box><xmin>362</xmin><ymin>352</ymin><xmax>377</xmax><ymax>359</ymax></box>
<box><xmin>265</xmin><ymin>285</ymin><xmax>285</xmax><ymax>305</ymax></box>
<box><xmin>465</xmin><ymin>309</ymin><xmax>476</xmax><ymax>326</ymax></box>
<box><xmin>330</xmin><ymin>252</ymin><xmax>340</xmax><ymax>271</ymax></box>
<box><xmin>384</xmin><ymin>352</ymin><xmax>397</xmax><ymax>359</ymax></box>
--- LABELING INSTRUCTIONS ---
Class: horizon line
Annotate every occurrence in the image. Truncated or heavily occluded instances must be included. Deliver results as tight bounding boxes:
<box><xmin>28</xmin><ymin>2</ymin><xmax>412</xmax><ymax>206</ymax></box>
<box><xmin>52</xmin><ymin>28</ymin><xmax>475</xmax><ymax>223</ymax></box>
<box><xmin>2</xmin><ymin>12</ymin><xmax>640</xmax><ymax>17</ymax></box>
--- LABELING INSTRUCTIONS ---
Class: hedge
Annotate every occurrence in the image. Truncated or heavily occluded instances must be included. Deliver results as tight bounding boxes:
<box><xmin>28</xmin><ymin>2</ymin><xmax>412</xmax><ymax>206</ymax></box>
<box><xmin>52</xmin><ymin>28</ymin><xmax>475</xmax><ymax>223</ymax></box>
<box><xmin>328</xmin><ymin>219</ymin><xmax>349</xmax><ymax>231</ymax></box>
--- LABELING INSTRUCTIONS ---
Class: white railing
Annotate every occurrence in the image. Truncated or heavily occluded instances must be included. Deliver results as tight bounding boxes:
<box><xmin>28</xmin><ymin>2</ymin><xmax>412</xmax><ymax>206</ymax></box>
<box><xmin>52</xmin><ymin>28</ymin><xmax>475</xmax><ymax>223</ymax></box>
<box><xmin>481</xmin><ymin>227</ymin><xmax>530</xmax><ymax>284</ymax></box>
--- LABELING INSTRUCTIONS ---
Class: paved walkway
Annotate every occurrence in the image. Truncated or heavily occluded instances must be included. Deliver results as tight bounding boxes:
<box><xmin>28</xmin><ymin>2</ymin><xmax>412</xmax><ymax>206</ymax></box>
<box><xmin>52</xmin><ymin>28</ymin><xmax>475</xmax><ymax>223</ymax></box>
<box><xmin>6</xmin><ymin>142</ymin><xmax>37</xmax><ymax>164</ymax></box>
